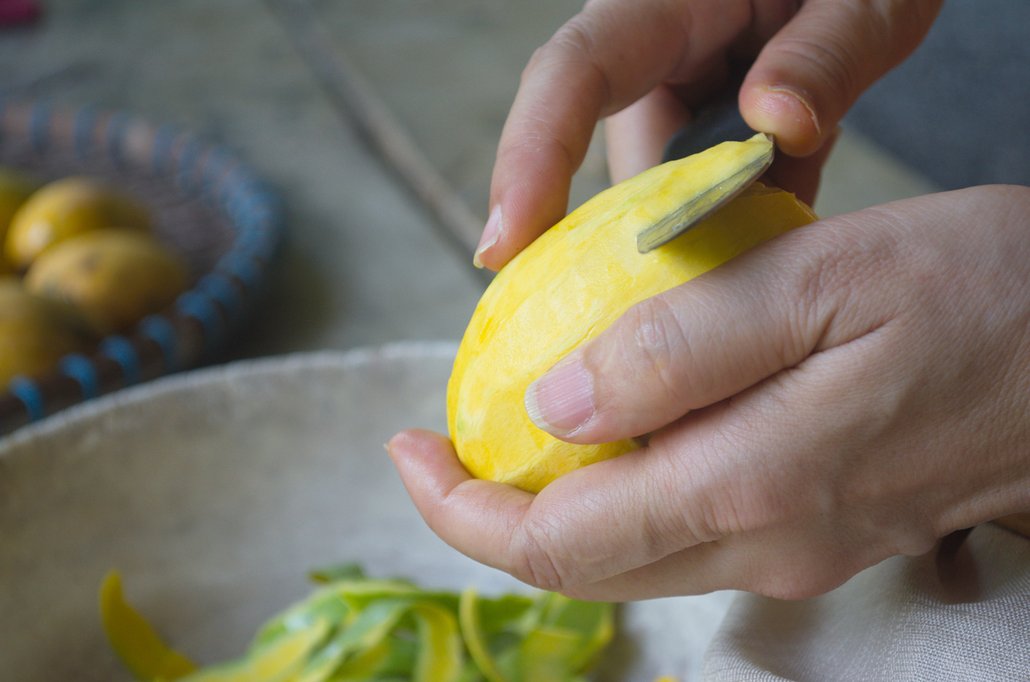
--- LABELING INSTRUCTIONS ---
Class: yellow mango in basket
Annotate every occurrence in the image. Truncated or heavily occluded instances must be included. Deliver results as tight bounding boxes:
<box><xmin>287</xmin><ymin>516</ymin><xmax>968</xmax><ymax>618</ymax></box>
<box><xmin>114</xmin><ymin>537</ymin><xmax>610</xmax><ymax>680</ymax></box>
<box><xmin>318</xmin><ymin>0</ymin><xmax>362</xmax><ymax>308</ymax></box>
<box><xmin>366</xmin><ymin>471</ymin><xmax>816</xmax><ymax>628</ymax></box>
<box><xmin>5</xmin><ymin>176</ymin><xmax>150</xmax><ymax>270</ymax></box>
<box><xmin>448</xmin><ymin>135</ymin><xmax>817</xmax><ymax>492</ymax></box>
<box><xmin>25</xmin><ymin>229</ymin><xmax>188</xmax><ymax>335</ymax></box>
<box><xmin>0</xmin><ymin>280</ymin><xmax>97</xmax><ymax>386</ymax></box>
<box><xmin>0</xmin><ymin>168</ymin><xmax>38</xmax><ymax>271</ymax></box>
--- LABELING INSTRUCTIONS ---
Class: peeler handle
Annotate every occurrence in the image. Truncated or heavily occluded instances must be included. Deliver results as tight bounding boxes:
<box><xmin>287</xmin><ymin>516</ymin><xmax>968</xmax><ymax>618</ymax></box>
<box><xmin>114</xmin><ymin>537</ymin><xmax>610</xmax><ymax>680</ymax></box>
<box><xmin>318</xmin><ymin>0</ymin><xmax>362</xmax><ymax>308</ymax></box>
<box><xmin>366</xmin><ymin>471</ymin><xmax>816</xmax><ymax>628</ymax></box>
<box><xmin>661</xmin><ymin>70</ymin><xmax>756</xmax><ymax>162</ymax></box>
<box><xmin>662</xmin><ymin>100</ymin><xmax>755</xmax><ymax>162</ymax></box>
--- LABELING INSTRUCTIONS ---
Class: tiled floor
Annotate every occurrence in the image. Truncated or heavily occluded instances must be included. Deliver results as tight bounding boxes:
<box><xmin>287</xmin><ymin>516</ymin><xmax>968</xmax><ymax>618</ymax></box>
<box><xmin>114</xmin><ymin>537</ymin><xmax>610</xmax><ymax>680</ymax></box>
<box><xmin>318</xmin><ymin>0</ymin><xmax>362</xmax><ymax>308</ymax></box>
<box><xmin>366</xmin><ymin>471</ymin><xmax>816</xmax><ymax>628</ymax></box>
<box><xmin>0</xmin><ymin>0</ymin><xmax>939</xmax><ymax>358</ymax></box>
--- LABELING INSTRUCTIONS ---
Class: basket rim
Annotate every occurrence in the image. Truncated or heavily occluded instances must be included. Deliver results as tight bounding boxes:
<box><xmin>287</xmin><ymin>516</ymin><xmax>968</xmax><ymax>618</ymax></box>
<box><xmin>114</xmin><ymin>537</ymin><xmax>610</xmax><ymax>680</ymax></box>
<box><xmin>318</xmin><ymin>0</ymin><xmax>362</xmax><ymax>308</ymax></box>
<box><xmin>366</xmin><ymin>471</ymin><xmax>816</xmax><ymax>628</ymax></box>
<box><xmin>0</xmin><ymin>98</ymin><xmax>286</xmax><ymax>434</ymax></box>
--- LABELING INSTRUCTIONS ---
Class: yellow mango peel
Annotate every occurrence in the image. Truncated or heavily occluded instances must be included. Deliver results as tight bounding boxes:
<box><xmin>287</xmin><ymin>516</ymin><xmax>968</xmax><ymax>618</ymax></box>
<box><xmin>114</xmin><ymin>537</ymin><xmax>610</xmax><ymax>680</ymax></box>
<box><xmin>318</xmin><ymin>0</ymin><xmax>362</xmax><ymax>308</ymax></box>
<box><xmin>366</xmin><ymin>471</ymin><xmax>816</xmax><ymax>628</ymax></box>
<box><xmin>448</xmin><ymin>135</ymin><xmax>817</xmax><ymax>492</ymax></box>
<box><xmin>100</xmin><ymin>571</ymin><xmax>198</xmax><ymax>680</ymax></box>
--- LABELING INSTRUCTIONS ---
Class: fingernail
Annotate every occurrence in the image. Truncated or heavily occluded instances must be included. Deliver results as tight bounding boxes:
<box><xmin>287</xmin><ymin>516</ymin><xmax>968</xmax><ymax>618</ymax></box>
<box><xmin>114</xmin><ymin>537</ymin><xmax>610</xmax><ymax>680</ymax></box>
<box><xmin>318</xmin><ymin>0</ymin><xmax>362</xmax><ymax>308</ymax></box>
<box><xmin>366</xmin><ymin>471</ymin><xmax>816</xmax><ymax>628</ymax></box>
<box><xmin>384</xmin><ymin>432</ymin><xmax>405</xmax><ymax>456</ymax></box>
<box><xmin>473</xmin><ymin>205</ymin><xmax>503</xmax><ymax>269</ymax></box>
<box><xmin>525</xmin><ymin>357</ymin><xmax>595</xmax><ymax>437</ymax></box>
<box><xmin>769</xmin><ymin>86</ymin><xmax>820</xmax><ymax>135</ymax></box>
<box><xmin>751</xmin><ymin>86</ymin><xmax>821</xmax><ymax>151</ymax></box>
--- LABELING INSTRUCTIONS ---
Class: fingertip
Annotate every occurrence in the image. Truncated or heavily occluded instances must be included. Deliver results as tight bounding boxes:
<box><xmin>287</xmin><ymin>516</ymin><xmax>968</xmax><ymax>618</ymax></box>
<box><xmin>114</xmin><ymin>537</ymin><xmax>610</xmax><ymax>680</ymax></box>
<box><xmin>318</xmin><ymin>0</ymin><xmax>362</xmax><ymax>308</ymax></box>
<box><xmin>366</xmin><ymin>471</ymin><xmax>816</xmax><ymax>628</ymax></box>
<box><xmin>472</xmin><ymin>206</ymin><xmax>504</xmax><ymax>271</ymax></box>
<box><xmin>741</xmin><ymin>84</ymin><xmax>823</xmax><ymax>157</ymax></box>
<box><xmin>387</xmin><ymin>428</ymin><xmax>535</xmax><ymax>566</ymax></box>
<box><xmin>484</xmin><ymin>138</ymin><xmax>574</xmax><ymax>270</ymax></box>
<box><xmin>741</xmin><ymin>0</ymin><xmax>941</xmax><ymax>162</ymax></box>
<box><xmin>386</xmin><ymin>427</ymin><xmax>450</xmax><ymax>460</ymax></box>
<box><xmin>386</xmin><ymin>428</ymin><xmax>469</xmax><ymax>502</ymax></box>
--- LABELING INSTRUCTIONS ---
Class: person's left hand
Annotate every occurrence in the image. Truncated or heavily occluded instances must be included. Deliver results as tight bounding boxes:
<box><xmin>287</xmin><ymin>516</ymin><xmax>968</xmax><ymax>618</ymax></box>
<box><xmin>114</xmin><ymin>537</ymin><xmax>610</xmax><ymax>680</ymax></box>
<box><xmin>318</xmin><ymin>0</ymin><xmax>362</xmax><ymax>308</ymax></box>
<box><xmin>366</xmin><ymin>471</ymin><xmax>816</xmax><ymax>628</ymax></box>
<box><xmin>388</xmin><ymin>185</ymin><xmax>1030</xmax><ymax>601</ymax></box>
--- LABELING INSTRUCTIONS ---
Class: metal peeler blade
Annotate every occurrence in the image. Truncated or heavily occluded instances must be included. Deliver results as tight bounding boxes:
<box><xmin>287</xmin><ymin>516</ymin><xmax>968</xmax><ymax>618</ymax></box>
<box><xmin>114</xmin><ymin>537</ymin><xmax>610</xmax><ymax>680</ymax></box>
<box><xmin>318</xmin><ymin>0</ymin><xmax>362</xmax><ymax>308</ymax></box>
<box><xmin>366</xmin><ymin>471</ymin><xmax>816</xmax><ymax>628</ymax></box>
<box><xmin>636</xmin><ymin>133</ymin><xmax>774</xmax><ymax>253</ymax></box>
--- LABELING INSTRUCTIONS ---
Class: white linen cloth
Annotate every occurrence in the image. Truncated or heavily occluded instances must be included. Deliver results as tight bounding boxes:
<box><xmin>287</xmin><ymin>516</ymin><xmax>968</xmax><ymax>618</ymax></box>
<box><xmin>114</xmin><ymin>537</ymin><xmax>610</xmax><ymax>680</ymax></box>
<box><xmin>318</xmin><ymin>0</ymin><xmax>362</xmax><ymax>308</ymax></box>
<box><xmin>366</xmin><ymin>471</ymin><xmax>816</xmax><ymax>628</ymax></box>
<box><xmin>703</xmin><ymin>525</ymin><xmax>1029</xmax><ymax>680</ymax></box>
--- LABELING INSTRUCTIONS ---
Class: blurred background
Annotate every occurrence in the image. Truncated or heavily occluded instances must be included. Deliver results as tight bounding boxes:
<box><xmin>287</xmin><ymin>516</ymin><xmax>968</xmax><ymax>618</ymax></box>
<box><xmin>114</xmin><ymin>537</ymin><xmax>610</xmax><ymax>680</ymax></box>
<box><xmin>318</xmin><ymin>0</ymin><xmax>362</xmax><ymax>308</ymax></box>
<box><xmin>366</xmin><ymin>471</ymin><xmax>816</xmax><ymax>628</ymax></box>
<box><xmin>2</xmin><ymin>0</ymin><xmax>1026</xmax><ymax>362</ymax></box>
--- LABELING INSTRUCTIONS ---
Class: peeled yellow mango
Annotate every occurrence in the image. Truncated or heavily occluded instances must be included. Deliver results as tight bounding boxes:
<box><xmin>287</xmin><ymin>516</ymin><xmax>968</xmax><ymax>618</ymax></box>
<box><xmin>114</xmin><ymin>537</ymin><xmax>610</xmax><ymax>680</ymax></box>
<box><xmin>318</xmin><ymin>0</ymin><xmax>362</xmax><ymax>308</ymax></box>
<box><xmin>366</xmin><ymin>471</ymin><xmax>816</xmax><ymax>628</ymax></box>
<box><xmin>0</xmin><ymin>280</ymin><xmax>97</xmax><ymax>386</ymax></box>
<box><xmin>5</xmin><ymin>176</ymin><xmax>150</xmax><ymax>270</ymax></box>
<box><xmin>25</xmin><ymin>229</ymin><xmax>188</xmax><ymax>335</ymax></box>
<box><xmin>448</xmin><ymin>135</ymin><xmax>818</xmax><ymax>493</ymax></box>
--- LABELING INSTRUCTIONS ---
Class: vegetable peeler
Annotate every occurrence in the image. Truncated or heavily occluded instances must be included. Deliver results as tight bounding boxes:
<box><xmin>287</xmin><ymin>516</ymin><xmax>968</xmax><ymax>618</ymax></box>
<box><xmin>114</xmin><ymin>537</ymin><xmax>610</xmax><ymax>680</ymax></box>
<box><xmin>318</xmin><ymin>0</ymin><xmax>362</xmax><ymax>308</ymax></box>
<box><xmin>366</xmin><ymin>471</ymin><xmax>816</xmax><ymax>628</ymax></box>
<box><xmin>636</xmin><ymin>95</ymin><xmax>774</xmax><ymax>253</ymax></box>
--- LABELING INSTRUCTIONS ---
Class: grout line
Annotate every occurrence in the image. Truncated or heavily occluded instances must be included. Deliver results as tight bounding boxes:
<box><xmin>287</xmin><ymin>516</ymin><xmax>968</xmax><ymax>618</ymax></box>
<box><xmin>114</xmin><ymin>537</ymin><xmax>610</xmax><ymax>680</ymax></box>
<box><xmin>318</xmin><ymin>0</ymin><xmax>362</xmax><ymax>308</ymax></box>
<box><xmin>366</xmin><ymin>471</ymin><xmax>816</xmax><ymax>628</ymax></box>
<box><xmin>263</xmin><ymin>0</ymin><xmax>491</xmax><ymax>284</ymax></box>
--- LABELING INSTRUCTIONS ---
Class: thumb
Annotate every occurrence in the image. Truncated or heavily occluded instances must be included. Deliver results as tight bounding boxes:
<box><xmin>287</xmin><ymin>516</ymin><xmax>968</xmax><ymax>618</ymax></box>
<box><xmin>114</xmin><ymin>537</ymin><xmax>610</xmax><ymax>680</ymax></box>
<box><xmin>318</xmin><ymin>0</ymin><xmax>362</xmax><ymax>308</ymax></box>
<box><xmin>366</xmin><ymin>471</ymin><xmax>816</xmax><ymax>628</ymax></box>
<box><xmin>741</xmin><ymin>0</ymin><xmax>942</xmax><ymax>156</ymax></box>
<box><xmin>524</xmin><ymin>215</ymin><xmax>881</xmax><ymax>443</ymax></box>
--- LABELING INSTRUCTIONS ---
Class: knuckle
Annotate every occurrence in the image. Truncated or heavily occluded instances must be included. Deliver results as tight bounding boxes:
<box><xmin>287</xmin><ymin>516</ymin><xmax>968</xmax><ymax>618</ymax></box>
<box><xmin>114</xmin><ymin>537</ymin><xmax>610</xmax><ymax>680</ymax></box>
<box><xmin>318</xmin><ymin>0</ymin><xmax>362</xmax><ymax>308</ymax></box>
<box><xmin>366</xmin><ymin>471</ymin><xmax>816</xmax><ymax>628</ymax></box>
<box><xmin>523</xmin><ymin>14</ymin><xmax>612</xmax><ymax>103</ymax></box>
<box><xmin>772</xmin><ymin>34</ymin><xmax>859</xmax><ymax>105</ymax></box>
<box><xmin>638</xmin><ymin>473</ymin><xmax>698</xmax><ymax>555</ymax></box>
<box><xmin>873</xmin><ymin>0</ymin><xmax>943</xmax><ymax>60</ymax></box>
<box><xmin>654</xmin><ymin>425</ymin><xmax>803</xmax><ymax>540</ymax></box>
<box><xmin>550</xmin><ymin>17</ymin><xmax>595</xmax><ymax>56</ymax></box>
<box><xmin>648</xmin><ymin>437</ymin><xmax>736</xmax><ymax>543</ymax></box>
<box><xmin>623</xmin><ymin>295</ymin><xmax>696</xmax><ymax>404</ymax></box>
<box><xmin>802</xmin><ymin>217</ymin><xmax>882</xmax><ymax>282</ymax></box>
<box><xmin>511</xmin><ymin>513</ymin><xmax>571</xmax><ymax>592</ymax></box>
<box><xmin>524</xmin><ymin>17</ymin><xmax>589</xmax><ymax>75</ymax></box>
<box><xmin>522</xmin><ymin>43</ymin><xmax>552</xmax><ymax>86</ymax></box>
<box><xmin>509</xmin><ymin>124</ymin><xmax>578</xmax><ymax>177</ymax></box>
<box><xmin>667</xmin><ymin>499</ymin><xmax>724</xmax><ymax>548</ymax></box>
<box><xmin>782</xmin><ymin>219</ymin><xmax>898</xmax><ymax>346</ymax></box>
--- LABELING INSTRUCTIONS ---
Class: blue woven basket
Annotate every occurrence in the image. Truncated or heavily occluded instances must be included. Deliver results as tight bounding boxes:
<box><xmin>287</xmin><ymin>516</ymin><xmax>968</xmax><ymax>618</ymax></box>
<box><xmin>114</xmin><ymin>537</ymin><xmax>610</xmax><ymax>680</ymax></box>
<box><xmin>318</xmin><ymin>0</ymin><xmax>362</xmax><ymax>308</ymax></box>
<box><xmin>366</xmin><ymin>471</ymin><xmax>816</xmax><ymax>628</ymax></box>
<box><xmin>0</xmin><ymin>100</ymin><xmax>284</xmax><ymax>434</ymax></box>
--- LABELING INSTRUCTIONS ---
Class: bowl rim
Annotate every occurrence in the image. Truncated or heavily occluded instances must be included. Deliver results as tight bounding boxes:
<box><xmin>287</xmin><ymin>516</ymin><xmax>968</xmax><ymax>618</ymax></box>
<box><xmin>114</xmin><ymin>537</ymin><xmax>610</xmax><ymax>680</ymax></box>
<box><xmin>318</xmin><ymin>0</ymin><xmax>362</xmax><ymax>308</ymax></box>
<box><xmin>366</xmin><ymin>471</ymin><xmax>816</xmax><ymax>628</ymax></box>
<box><xmin>0</xmin><ymin>340</ymin><xmax>458</xmax><ymax>454</ymax></box>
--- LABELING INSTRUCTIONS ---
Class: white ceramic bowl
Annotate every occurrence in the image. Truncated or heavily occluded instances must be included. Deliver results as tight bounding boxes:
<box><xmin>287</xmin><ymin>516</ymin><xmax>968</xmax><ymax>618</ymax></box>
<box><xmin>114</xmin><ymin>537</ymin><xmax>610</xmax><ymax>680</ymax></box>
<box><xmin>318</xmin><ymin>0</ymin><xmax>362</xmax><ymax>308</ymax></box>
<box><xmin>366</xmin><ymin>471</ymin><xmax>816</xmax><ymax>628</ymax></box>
<box><xmin>0</xmin><ymin>342</ymin><xmax>732</xmax><ymax>681</ymax></box>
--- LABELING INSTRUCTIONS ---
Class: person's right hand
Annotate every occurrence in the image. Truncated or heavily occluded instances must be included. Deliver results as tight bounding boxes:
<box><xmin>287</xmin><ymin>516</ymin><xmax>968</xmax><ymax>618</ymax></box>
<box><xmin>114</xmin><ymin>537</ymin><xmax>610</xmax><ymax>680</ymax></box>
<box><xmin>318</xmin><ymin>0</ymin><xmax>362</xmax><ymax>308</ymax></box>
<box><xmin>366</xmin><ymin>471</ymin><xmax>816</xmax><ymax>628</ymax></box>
<box><xmin>474</xmin><ymin>0</ymin><xmax>944</xmax><ymax>270</ymax></box>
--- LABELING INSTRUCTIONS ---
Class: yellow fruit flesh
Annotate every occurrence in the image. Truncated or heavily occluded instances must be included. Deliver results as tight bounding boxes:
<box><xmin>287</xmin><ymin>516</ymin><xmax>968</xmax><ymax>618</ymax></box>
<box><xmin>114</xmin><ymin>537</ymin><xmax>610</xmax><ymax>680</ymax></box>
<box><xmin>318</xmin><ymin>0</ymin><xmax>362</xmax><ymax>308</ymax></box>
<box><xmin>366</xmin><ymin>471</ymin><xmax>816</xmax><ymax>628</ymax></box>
<box><xmin>448</xmin><ymin>136</ymin><xmax>817</xmax><ymax>493</ymax></box>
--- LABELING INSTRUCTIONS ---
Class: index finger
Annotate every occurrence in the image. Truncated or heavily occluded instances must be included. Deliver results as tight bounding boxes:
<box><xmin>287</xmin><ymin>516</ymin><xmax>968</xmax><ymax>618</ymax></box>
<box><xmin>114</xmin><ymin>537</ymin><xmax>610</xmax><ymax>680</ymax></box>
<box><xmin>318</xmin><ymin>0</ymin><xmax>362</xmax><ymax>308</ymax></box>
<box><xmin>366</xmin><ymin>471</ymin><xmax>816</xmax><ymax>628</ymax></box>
<box><xmin>475</xmin><ymin>0</ymin><xmax>756</xmax><ymax>271</ymax></box>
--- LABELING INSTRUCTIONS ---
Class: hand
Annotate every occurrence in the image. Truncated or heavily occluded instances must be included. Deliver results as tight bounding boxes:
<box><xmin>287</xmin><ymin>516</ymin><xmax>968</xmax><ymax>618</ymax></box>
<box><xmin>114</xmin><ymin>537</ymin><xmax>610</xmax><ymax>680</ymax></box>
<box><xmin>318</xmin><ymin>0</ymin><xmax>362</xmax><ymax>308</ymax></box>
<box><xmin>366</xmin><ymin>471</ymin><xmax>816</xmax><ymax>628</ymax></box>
<box><xmin>473</xmin><ymin>0</ymin><xmax>943</xmax><ymax>270</ymax></box>
<box><xmin>390</xmin><ymin>186</ymin><xmax>1030</xmax><ymax>601</ymax></box>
